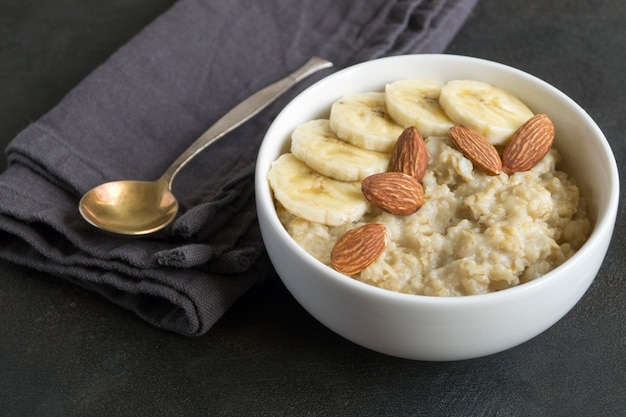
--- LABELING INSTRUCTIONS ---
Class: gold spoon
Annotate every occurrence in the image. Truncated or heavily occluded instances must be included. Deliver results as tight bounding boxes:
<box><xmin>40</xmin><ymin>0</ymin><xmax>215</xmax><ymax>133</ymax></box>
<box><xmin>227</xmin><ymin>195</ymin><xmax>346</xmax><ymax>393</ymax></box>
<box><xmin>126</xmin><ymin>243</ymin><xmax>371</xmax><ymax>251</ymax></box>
<box><xmin>79</xmin><ymin>57</ymin><xmax>332</xmax><ymax>236</ymax></box>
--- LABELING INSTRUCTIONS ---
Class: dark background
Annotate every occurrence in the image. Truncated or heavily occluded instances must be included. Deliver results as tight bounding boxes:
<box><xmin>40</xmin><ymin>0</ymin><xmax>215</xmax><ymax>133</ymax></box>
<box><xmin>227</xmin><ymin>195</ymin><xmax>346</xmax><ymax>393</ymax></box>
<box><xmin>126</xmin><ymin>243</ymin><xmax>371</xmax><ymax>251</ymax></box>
<box><xmin>1</xmin><ymin>0</ymin><xmax>624</xmax><ymax>416</ymax></box>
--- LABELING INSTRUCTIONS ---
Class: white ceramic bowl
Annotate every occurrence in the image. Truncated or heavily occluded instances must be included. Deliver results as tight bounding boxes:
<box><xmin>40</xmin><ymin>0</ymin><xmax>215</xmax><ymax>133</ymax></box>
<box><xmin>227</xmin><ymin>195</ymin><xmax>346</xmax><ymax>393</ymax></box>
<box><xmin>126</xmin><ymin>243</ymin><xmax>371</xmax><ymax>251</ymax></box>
<box><xmin>255</xmin><ymin>54</ymin><xmax>619</xmax><ymax>361</ymax></box>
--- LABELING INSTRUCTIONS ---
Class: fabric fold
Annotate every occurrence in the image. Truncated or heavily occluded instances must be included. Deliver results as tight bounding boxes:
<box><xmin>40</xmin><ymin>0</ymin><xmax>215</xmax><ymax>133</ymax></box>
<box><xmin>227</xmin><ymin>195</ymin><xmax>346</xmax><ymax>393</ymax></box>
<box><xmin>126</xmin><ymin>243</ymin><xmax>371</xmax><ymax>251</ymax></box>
<box><xmin>0</xmin><ymin>0</ymin><xmax>477</xmax><ymax>335</ymax></box>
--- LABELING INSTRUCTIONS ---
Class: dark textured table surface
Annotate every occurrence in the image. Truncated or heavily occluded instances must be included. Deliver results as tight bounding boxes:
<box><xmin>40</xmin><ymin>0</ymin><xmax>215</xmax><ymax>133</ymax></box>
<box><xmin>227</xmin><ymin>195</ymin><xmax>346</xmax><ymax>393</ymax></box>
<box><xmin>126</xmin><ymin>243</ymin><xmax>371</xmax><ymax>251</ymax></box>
<box><xmin>1</xmin><ymin>0</ymin><xmax>624</xmax><ymax>416</ymax></box>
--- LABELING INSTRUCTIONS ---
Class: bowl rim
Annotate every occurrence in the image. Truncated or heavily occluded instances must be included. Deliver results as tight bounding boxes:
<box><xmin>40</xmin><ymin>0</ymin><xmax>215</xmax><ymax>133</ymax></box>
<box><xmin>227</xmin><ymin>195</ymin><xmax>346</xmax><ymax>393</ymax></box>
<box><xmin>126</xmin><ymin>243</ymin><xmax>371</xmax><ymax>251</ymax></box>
<box><xmin>256</xmin><ymin>53</ymin><xmax>620</xmax><ymax>306</ymax></box>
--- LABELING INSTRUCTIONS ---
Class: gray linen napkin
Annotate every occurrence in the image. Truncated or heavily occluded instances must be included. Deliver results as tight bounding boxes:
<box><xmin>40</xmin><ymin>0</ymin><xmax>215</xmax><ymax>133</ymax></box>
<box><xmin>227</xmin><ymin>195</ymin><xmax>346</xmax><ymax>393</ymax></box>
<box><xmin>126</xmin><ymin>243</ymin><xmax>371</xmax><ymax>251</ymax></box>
<box><xmin>0</xmin><ymin>0</ymin><xmax>477</xmax><ymax>335</ymax></box>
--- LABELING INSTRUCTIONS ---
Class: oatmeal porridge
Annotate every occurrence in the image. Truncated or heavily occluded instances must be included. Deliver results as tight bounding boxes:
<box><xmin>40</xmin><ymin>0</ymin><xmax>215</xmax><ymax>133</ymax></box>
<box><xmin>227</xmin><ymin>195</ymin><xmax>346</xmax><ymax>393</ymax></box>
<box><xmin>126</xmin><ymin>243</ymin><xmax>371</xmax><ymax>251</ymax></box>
<box><xmin>268</xmin><ymin>79</ymin><xmax>590</xmax><ymax>296</ymax></box>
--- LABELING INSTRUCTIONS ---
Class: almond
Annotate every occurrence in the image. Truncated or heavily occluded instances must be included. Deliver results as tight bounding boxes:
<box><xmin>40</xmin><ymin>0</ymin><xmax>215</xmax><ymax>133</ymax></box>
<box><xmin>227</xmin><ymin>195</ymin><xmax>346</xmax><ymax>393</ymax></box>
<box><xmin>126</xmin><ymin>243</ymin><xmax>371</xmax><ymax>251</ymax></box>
<box><xmin>331</xmin><ymin>223</ymin><xmax>387</xmax><ymax>275</ymax></box>
<box><xmin>448</xmin><ymin>125</ymin><xmax>502</xmax><ymax>175</ymax></box>
<box><xmin>361</xmin><ymin>172</ymin><xmax>424</xmax><ymax>216</ymax></box>
<box><xmin>388</xmin><ymin>126</ymin><xmax>429</xmax><ymax>181</ymax></box>
<box><xmin>502</xmin><ymin>114</ymin><xmax>555</xmax><ymax>175</ymax></box>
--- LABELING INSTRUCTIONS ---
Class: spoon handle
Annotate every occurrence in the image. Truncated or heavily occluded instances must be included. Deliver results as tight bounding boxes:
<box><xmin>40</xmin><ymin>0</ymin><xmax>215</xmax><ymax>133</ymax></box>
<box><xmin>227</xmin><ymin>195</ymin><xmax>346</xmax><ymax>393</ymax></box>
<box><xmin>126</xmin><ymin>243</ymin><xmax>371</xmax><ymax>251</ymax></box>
<box><xmin>160</xmin><ymin>56</ymin><xmax>333</xmax><ymax>186</ymax></box>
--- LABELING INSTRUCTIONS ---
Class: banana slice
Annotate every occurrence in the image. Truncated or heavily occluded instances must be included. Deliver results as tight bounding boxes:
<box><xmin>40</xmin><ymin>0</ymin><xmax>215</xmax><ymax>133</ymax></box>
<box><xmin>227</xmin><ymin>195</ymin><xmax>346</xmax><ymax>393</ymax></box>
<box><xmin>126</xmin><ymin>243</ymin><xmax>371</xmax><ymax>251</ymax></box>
<box><xmin>384</xmin><ymin>79</ymin><xmax>454</xmax><ymax>137</ymax></box>
<box><xmin>267</xmin><ymin>153</ymin><xmax>370</xmax><ymax>226</ymax></box>
<box><xmin>439</xmin><ymin>80</ymin><xmax>535</xmax><ymax>145</ymax></box>
<box><xmin>329</xmin><ymin>92</ymin><xmax>404</xmax><ymax>153</ymax></box>
<box><xmin>291</xmin><ymin>119</ymin><xmax>390</xmax><ymax>182</ymax></box>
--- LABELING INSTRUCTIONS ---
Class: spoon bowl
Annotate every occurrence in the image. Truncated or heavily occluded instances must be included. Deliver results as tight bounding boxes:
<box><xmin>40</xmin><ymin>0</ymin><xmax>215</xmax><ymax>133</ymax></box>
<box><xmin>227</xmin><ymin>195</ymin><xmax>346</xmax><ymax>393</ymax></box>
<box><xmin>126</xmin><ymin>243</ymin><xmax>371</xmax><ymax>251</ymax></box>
<box><xmin>79</xmin><ymin>178</ymin><xmax>178</xmax><ymax>235</ymax></box>
<box><xmin>78</xmin><ymin>57</ymin><xmax>332</xmax><ymax>235</ymax></box>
